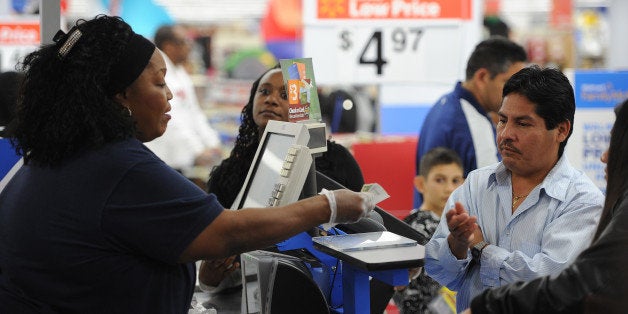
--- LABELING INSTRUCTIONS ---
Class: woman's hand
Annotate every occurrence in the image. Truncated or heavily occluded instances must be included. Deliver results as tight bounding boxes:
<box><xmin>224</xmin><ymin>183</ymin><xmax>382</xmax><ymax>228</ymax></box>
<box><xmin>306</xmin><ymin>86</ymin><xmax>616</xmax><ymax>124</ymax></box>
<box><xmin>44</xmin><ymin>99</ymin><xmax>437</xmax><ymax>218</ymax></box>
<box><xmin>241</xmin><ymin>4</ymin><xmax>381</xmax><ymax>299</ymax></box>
<box><xmin>322</xmin><ymin>189</ymin><xmax>375</xmax><ymax>224</ymax></box>
<box><xmin>198</xmin><ymin>255</ymin><xmax>240</xmax><ymax>287</ymax></box>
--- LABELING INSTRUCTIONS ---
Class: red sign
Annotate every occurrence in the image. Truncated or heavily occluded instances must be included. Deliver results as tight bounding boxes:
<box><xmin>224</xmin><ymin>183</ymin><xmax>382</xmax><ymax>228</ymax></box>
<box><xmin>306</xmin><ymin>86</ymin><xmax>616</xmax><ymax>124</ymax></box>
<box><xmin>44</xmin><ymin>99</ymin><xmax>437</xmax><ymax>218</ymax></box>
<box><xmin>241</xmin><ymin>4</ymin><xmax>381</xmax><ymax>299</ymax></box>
<box><xmin>318</xmin><ymin>0</ymin><xmax>472</xmax><ymax>20</ymax></box>
<box><xmin>551</xmin><ymin>0</ymin><xmax>572</xmax><ymax>28</ymax></box>
<box><xmin>484</xmin><ymin>0</ymin><xmax>501</xmax><ymax>16</ymax></box>
<box><xmin>0</xmin><ymin>22</ymin><xmax>40</xmax><ymax>45</ymax></box>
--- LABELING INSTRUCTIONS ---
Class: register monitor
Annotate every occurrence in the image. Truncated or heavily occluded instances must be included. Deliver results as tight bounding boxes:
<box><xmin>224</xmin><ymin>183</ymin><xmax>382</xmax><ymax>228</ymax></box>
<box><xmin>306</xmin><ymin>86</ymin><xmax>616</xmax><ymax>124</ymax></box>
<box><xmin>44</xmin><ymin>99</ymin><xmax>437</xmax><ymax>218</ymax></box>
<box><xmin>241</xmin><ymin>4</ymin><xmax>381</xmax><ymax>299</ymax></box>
<box><xmin>231</xmin><ymin>120</ymin><xmax>313</xmax><ymax>209</ymax></box>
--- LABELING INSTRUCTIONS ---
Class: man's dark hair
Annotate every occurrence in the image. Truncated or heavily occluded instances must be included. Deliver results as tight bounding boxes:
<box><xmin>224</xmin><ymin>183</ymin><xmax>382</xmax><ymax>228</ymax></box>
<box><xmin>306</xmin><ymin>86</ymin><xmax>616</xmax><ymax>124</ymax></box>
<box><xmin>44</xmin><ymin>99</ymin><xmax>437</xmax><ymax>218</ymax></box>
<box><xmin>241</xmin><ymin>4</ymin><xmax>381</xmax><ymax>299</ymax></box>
<box><xmin>502</xmin><ymin>65</ymin><xmax>575</xmax><ymax>157</ymax></box>
<box><xmin>465</xmin><ymin>37</ymin><xmax>527</xmax><ymax>80</ymax></box>
<box><xmin>154</xmin><ymin>25</ymin><xmax>176</xmax><ymax>49</ymax></box>
<box><xmin>419</xmin><ymin>147</ymin><xmax>463</xmax><ymax>177</ymax></box>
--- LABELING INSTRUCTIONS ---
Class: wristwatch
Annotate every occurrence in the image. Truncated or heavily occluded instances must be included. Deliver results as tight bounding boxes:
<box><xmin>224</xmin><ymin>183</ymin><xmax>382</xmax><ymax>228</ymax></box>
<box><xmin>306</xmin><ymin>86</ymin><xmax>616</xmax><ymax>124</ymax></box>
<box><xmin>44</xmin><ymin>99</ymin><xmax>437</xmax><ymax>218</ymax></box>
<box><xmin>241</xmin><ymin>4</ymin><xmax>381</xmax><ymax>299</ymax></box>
<box><xmin>471</xmin><ymin>241</ymin><xmax>489</xmax><ymax>263</ymax></box>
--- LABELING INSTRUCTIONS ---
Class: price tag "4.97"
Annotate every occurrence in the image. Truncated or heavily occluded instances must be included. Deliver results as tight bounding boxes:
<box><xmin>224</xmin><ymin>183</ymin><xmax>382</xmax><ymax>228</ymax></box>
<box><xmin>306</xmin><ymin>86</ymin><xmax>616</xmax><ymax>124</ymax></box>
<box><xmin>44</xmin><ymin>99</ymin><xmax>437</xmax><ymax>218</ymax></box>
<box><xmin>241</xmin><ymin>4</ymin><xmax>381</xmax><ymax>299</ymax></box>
<box><xmin>304</xmin><ymin>22</ymin><xmax>466</xmax><ymax>84</ymax></box>
<box><xmin>330</xmin><ymin>25</ymin><xmax>463</xmax><ymax>84</ymax></box>
<box><xmin>339</xmin><ymin>27</ymin><xmax>423</xmax><ymax>75</ymax></box>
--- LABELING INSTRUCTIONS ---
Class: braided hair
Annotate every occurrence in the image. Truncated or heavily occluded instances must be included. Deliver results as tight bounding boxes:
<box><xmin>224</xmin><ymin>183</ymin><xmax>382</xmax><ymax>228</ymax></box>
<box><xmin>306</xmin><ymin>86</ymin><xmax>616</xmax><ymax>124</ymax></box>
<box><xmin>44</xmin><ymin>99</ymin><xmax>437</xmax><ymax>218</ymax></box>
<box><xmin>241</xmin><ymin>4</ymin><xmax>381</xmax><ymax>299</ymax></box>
<box><xmin>207</xmin><ymin>65</ymin><xmax>280</xmax><ymax>207</ymax></box>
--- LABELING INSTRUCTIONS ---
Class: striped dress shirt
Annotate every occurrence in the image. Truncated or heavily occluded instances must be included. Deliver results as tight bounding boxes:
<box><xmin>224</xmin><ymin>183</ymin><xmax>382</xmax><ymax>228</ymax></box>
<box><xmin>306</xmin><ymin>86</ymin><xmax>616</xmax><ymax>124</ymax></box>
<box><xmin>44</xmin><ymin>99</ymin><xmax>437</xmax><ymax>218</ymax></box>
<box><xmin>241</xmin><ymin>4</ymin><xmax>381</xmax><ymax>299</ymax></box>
<box><xmin>425</xmin><ymin>155</ymin><xmax>605</xmax><ymax>312</ymax></box>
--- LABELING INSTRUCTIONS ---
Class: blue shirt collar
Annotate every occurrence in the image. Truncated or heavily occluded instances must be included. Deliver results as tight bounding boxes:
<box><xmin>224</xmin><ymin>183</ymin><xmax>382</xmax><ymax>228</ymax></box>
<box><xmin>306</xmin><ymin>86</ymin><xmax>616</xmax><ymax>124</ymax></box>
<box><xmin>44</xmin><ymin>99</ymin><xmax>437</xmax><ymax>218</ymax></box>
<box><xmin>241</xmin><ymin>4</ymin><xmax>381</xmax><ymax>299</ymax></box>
<box><xmin>490</xmin><ymin>154</ymin><xmax>572</xmax><ymax>202</ymax></box>
<box><xmin>453</xmin><ymin>81</ymin><xmax>489</xmax><ymax>117</ymax></box>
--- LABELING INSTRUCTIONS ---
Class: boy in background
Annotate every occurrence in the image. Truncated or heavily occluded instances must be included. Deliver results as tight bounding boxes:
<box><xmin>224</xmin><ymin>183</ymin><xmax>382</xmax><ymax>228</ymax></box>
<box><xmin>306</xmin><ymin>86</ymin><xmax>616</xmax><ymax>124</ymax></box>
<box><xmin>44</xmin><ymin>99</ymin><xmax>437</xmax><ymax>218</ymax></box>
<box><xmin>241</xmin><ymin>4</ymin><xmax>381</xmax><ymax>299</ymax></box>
<box><xmin>394</xmin><ymin>147</ymin><xmax>464</xmax><ymax>313</ymax></box>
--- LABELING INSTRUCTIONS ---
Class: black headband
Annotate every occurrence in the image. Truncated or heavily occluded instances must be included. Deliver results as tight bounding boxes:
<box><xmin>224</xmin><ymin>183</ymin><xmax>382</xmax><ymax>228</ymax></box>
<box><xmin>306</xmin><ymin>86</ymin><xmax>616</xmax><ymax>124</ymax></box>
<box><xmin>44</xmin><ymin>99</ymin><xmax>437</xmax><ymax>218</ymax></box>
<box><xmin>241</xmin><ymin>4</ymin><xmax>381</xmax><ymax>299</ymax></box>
<box><xmin>106</xmin><ymin>34</ymin><xmax>156</xmax><ymax>95</ymax></box>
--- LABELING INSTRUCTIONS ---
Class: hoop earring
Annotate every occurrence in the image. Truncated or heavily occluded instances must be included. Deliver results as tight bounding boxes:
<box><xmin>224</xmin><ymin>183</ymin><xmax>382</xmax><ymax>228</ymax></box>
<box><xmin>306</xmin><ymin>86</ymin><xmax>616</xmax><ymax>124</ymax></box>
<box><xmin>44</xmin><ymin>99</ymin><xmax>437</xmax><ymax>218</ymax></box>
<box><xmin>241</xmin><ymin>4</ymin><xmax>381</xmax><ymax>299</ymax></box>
<box><xmin>125</xmin><ymin>107</ymin><xmax>132</xmax><ymax>117</ymax></box>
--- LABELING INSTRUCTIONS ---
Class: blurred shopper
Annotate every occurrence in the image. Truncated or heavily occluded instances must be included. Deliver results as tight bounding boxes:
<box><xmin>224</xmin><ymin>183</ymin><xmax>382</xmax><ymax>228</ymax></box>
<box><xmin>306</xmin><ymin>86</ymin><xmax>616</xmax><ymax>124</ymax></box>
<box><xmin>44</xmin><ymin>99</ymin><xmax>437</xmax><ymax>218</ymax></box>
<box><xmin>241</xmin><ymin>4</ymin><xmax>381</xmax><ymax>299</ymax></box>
<box><xmin>483</xmin><ymin>16</ymin><xmax>511</xmax><ymax>38</ymax></box>
<box><xmin>414</xmin><ymin>37</ymin><xmax>527</xmax><ymax>207</ymax></box>
<box><xmin>425</xmin><ymin>66</ymin><xmax>604</xmax><ymax>312</ymax></box>
<box><xmin>465</xmin><ymin>99</ymin><xmax>628</xmax><ymax>314</ymax></box>
<box><xmin>145</xmin><ymin>24</ymin><xmax>222</xmax><ymax>187</ymax></box>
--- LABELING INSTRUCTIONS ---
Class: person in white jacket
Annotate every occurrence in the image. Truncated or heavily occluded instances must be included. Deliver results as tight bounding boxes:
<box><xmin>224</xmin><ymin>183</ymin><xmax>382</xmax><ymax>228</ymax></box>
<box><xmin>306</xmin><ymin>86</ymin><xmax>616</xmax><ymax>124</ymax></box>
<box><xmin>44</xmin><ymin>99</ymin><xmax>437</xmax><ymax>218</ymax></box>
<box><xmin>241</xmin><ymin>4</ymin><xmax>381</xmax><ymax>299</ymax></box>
<box><xmin>146</xmin><ymin>24</ymin><xmax>221</xmax><ymax>184</ymax></box>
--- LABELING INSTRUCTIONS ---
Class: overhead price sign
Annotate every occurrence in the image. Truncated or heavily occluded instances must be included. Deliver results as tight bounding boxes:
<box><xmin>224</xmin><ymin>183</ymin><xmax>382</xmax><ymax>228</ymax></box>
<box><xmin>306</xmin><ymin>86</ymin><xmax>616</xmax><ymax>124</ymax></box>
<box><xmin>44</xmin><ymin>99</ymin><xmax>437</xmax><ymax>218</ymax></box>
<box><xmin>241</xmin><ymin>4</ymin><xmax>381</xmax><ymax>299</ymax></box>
<box><xmin>303</xmin><ymin>0</ymin><xmax>476</xmax><ymax>84</ymax></box>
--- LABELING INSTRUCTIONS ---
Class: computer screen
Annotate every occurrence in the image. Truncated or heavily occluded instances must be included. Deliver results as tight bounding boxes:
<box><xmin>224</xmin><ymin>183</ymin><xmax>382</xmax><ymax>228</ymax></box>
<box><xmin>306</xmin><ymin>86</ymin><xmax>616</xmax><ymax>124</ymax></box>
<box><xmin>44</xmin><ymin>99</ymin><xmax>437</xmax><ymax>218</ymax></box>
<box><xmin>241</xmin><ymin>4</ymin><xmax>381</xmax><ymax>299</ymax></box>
<box><xmin>232</xmin><ymin>120</ymin><xmax>311</xmax><ymax>209</ymax></box>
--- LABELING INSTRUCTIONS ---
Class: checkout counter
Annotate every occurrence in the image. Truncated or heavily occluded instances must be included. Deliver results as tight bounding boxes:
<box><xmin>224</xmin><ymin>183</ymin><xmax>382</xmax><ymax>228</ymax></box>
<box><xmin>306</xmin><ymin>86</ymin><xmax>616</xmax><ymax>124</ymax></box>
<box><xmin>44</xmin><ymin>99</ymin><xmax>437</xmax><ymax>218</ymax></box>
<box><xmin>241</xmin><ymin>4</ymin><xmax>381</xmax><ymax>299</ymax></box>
<box><xmin>193</xmin><ymin>120</ymin><xmax>425</xmax><ymax>313</ymax></box>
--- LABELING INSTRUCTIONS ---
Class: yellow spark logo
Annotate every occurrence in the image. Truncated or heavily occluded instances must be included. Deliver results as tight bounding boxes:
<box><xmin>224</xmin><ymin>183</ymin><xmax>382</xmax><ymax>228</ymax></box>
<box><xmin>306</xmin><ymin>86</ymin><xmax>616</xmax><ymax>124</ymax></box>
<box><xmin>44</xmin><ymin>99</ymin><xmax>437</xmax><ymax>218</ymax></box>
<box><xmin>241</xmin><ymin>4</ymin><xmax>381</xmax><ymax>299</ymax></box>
<box><xmin>319</xmin><ymin>0</ymin><xmax>347</xmax><ymax>18</ymax></box>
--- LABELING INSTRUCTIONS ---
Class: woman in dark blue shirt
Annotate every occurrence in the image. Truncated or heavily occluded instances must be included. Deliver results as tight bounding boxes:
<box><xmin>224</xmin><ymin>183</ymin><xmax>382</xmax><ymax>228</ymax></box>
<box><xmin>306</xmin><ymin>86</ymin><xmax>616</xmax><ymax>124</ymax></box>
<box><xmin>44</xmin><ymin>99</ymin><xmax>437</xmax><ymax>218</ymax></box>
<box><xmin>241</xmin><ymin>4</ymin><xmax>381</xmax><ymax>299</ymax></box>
<box><xmin>0</xmin><ymin>15</ymin><xmax>372</xmax><ymax>314</ymax></box>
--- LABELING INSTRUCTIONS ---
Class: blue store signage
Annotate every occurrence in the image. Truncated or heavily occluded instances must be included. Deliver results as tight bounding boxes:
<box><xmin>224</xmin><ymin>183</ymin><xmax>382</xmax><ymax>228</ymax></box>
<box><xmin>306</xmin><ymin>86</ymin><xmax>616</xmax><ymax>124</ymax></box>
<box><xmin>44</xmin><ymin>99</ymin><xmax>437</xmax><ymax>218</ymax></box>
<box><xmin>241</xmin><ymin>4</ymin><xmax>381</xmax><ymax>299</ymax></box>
<box><xmin>574</xmin><ymin>70</ymin><xmax>628</xmax><ymax>108</ymax></box>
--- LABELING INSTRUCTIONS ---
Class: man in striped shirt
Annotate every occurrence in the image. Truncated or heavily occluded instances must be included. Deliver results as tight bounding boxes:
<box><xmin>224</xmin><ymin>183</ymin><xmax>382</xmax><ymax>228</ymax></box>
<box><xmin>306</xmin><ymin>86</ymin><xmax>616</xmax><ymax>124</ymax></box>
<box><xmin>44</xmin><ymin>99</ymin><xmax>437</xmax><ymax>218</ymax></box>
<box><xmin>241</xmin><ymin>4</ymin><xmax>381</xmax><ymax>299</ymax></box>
<box><xmin>425</xmin><ymin>66</ymin><xmax>604</xmax><ymax>313</ymax></box>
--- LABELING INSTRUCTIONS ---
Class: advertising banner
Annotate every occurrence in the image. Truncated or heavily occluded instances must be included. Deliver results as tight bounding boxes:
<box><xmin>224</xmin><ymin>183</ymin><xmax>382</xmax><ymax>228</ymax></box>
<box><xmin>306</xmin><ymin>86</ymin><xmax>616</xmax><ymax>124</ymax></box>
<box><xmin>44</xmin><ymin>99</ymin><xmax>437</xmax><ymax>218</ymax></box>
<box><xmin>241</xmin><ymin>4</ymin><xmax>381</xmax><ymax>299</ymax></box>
<box><xmin>566</xmin><ymin>70</ymin><xmax>628</xmax><ymax>192</ymax></box>
<box><xmin>279</xmin><ymin>58</ymin><xmax>323</xmax><ymax>122</ymax></box>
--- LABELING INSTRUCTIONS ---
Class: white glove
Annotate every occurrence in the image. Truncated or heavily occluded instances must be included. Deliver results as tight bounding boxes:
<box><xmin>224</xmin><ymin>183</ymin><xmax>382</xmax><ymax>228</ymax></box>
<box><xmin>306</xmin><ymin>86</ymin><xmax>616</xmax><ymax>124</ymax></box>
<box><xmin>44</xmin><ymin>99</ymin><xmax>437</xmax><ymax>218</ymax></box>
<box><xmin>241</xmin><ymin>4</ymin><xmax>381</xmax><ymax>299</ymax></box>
<box><xmin>319</xmin><ymin>189</ymin><xmax>375</xmax><ymax>229</ymax></box>
<box><xmin>359</xmin><ymin>191</ymin><xmax>376</xmax><ymax>217</ymax></box>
